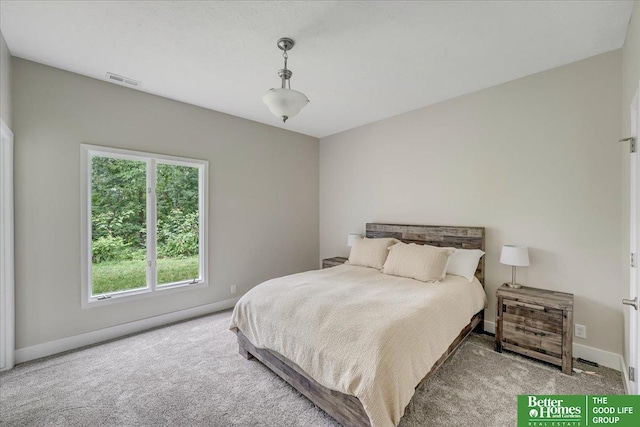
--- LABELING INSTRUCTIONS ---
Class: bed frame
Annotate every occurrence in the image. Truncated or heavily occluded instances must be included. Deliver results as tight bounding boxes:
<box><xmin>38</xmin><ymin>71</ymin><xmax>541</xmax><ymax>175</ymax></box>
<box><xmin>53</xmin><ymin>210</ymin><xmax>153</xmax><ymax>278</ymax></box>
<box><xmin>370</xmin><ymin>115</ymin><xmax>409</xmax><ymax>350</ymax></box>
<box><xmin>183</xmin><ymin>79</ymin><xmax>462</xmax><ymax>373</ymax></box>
<box><xmin>235</xmin><ymin>223</ymin><xmax>486</xmax><ymax>427</ymax></box>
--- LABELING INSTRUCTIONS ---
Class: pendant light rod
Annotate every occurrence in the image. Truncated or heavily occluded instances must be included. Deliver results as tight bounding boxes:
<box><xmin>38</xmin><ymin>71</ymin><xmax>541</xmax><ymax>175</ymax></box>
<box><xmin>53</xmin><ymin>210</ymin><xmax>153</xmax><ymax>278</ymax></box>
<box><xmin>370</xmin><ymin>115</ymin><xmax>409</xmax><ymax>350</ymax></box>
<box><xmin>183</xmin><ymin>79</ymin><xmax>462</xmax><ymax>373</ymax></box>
<box><xmin>279</xmin><ymin>69</ymin><xmax>292</xmax><ymax>89</ymax></box>
<box><xmin>277</xmin><ymin>38</ymin><xmax>294</xmax><ymax>90</ymax></box>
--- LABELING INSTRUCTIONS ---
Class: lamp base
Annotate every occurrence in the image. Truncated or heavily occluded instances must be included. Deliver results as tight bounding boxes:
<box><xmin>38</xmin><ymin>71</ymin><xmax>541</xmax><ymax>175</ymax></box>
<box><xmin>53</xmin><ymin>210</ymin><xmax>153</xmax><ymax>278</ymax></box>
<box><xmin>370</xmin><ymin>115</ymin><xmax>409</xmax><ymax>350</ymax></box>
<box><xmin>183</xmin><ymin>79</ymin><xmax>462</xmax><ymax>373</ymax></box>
<box><xmin>503</xmin><ymin>282</ymin><xmax>523</xmax><ymax>289</ymax></box>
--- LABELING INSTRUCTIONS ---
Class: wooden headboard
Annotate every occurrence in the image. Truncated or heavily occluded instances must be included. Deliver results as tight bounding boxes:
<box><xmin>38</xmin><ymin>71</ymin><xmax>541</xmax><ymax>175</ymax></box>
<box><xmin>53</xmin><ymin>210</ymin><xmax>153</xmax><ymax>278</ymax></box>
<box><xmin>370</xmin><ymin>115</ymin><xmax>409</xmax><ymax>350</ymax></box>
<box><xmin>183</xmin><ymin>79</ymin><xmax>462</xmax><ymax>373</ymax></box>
<box><xmin>365</xmin><ymin>223</ymin><xmax>486</xmax><ymax>285</ymax></box>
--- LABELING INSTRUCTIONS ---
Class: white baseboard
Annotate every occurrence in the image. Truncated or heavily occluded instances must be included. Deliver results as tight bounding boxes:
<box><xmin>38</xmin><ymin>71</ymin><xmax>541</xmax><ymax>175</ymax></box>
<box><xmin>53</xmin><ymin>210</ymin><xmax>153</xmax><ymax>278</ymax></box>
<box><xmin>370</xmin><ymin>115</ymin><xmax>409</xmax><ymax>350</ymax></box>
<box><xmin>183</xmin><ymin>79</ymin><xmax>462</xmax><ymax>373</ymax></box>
<box><xmin>572</xmin><ymin>342</ymin><xmax>623</xmax><ymax>372</ymax></box>
<box><xmin>483</xmin><ymin>320</ymin><xmax>623</xmax><ymax>372</ymax></box>
<box><xmin>15</xmin><ymin>297</ymin><xmax>240</xmax><ymax>364</ymax></box>
<box><xmin>619</xmin><ymin>356</ymin><xmax>632</xmax><ymax>394</ymax></box>
<box><xmin>484</xmin><ymin>319</ymin><xmax>495</xmax><ymax>334</ymax></box>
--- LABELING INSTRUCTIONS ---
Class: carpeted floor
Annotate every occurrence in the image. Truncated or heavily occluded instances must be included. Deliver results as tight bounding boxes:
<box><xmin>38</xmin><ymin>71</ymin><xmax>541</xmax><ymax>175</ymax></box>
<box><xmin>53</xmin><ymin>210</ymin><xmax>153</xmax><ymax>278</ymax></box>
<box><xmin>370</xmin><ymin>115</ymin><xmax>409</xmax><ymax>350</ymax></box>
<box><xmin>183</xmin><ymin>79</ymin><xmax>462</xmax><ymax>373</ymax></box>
<box><xmin>0</xmin><ymin>309</ymin><xmax>624</xmax><ymax>427</ymax></box>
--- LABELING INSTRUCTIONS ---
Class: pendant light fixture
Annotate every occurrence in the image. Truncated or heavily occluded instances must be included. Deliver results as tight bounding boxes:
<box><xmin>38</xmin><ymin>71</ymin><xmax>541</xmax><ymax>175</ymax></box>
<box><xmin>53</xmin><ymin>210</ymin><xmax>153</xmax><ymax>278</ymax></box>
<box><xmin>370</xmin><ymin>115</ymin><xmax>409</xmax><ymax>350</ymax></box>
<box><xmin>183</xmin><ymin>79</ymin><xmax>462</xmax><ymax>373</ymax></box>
<box><xmin>262</xmin><ymin>37</ymin><xmax>309</xmax><ymax>123</ymax></box>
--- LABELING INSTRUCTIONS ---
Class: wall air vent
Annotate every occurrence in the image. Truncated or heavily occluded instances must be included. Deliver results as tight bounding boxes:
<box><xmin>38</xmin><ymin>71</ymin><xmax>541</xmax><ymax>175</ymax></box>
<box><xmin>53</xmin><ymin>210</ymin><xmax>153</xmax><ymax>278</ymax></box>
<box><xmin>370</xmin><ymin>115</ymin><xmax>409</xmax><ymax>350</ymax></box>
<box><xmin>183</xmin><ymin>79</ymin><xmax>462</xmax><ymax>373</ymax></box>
<box><xmin>106</xmin><ymin>72</ymin><xmax>141</xmax><ymax>88</ymax></box>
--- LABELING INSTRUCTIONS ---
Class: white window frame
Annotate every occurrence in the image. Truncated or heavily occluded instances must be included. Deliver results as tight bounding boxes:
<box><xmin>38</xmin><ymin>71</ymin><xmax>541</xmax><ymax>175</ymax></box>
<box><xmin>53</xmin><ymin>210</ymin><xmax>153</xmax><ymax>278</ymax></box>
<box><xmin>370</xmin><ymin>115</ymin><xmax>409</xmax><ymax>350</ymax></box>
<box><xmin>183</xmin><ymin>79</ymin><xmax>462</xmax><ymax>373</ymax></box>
<box><xmin>80</xmin><ymin>144</ymin><xmax>208</xmax><ymax>308</ymax></box>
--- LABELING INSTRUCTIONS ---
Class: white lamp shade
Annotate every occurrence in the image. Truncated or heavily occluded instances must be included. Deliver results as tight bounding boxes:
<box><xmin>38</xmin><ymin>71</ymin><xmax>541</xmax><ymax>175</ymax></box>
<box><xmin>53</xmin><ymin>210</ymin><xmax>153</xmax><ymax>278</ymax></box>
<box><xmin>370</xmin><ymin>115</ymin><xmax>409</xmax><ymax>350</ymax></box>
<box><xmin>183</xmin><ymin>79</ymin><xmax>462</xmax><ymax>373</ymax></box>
<box><xmin>262</xmin><ymin>88</ymin><xmax>309</xmax><ymax>120</ymax></box>
<box><xmin>500</xmin><ymin>245</ymin><xmax>530</xmax><ymax>267</ymax></box>
<box><xmin>347</xmin><ymin>234</ymin><xmax>361</xmax><ymax>247</ymax></box>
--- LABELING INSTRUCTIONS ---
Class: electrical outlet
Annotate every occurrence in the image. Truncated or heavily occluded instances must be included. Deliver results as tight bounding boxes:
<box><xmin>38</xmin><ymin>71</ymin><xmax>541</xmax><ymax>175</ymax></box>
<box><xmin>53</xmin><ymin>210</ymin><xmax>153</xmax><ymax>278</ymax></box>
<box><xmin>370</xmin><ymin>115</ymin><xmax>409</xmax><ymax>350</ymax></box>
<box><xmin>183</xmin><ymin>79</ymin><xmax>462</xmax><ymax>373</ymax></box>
<box><xmin>575</xmin><ymin>323</ymin><xmax>587</xmax><ymax>339</ymax></box>
<box><xmin>230</xmin><ymin>284</ymin><xmax>237</xmax><ymax>294</ymax></box>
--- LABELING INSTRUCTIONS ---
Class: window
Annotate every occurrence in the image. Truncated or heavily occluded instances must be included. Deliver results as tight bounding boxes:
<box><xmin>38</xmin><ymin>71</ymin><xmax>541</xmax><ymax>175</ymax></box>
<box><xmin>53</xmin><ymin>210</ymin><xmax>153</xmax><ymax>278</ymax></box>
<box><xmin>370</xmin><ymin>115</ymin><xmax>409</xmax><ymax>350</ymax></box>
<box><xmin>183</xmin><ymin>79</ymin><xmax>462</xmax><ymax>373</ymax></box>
<box><xmin>81</xmin><ymin>145</ymin><xmax>208</xmax><ymax>307</ymax></box>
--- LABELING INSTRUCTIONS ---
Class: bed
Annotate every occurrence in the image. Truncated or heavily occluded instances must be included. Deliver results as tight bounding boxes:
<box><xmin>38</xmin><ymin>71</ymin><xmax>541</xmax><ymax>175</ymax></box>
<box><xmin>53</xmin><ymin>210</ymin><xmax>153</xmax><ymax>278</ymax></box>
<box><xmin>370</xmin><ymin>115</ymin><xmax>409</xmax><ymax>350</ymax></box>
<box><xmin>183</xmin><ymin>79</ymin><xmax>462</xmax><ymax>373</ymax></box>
<box><xmin>229</xmin><ymin>223</ymin><xmax>486</xmax><ymax>427</ymax></box>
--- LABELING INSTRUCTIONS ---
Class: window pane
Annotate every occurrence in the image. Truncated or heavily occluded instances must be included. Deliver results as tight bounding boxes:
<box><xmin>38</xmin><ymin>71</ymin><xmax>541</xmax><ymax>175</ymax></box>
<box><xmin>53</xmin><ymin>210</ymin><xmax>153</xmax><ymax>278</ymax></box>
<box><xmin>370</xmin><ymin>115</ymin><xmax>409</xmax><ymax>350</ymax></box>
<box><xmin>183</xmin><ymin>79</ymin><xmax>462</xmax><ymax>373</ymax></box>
<box><xmin>156</xmin><ymin>163</ymin><xmax>200</xmax><ymax>285</ymax></box>
<box><xmin>91</xmin><ymin>156</ymin><xmax>147</xmax><ymax>295</ymax></box>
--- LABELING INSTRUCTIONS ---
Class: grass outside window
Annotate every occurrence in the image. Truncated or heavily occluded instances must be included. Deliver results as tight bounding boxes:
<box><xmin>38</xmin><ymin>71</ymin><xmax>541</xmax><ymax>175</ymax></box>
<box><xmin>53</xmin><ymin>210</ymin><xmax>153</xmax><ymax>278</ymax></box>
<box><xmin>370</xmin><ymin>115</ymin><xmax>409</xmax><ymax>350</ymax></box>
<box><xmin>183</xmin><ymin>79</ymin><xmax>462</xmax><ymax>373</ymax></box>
<box><xmin>92</xmin><ymin>256</ymin><xmax>199</xmax><ymax>295</ymax></box>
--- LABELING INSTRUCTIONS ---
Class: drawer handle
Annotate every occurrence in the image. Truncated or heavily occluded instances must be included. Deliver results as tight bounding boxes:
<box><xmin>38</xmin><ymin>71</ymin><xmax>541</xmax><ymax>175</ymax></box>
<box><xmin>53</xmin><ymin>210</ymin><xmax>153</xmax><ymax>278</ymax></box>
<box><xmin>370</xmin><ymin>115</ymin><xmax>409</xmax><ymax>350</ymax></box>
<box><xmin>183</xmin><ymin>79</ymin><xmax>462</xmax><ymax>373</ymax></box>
<box><xmin>505</xmin><ymin>300</ymin><xmax>545</xmax><ymax>311</ymax></box>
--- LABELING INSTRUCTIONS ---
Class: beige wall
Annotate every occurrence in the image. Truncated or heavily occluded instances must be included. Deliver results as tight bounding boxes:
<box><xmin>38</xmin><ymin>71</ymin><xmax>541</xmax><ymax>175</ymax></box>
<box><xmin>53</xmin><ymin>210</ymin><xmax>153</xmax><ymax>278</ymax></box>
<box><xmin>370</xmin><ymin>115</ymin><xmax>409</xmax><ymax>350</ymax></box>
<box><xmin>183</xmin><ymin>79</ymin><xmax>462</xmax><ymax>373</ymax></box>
<box><xmin>622</xmin><ymin>1</ymin><xmax>640</xmax><ymax>371</ymax></box>
<box><xmin>12</xmin><ymin>58</ymin><xmax>319</xmax><ymax>349</ymax></box>
<box><xmin>320</xmin><ymin>51</ymin><xmax>623</xmax><ymax>354</ymax></box>
<box><xmin>0</xmin><ymin>31</ymin><xmax>11</xmax><ymax>128</ymax></box>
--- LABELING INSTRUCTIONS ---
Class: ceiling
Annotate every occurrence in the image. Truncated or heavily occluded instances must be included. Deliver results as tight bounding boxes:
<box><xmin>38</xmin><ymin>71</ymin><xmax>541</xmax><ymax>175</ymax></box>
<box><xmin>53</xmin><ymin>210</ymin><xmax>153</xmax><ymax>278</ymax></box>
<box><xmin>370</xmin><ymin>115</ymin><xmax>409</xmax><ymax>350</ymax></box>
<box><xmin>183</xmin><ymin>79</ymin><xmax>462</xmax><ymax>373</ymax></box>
<box><xmin>0</xmin><ymin>1</ymin><xmax>635</xmax><ymax>138</ymax></box>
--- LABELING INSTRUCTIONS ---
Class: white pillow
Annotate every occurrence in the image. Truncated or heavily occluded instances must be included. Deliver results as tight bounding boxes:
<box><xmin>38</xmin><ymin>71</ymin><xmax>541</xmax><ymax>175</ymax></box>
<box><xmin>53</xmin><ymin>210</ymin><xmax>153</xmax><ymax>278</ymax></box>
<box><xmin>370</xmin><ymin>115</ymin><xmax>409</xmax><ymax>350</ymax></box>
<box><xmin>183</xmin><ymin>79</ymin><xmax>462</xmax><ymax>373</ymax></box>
<box><xmin>382</xmin><ymin>242</ymin><xmax>454</xmax><ymax>282</ymax></box>
<box><xmin>445</xmin><ymin>248</ymin><xmax>485</xmax><ymax>282</ymax></box>
<box><xmin>347</xmin><ymin>237</ymin><xmax>400</xmax><ymax>270</ymax></box>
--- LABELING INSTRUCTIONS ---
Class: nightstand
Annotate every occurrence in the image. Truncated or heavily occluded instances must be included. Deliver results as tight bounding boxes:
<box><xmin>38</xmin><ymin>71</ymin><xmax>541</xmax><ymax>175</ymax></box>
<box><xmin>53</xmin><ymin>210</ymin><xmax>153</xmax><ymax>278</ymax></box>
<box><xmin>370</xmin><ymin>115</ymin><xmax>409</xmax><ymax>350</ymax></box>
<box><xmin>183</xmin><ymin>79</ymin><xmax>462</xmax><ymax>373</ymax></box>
<box><xmin>495</xmin><ymin>284</ymin><xmax>574</xmax><ymax>375</ymax></box>
<box><xmin>322</xmin><ymin>257</ymin><xmax>348</xmax><ymax>269</ymax></box>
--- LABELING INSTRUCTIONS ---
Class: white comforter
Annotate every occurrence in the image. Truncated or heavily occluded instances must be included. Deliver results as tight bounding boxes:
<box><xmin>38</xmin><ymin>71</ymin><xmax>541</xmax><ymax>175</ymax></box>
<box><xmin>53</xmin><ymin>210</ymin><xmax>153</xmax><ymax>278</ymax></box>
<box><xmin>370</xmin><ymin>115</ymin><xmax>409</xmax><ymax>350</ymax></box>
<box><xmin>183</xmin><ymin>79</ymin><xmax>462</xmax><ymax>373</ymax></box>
<box><xmin>229</xmin><ymin>264</ymin><xmax>486</xmax><ymax>427</ymax></box>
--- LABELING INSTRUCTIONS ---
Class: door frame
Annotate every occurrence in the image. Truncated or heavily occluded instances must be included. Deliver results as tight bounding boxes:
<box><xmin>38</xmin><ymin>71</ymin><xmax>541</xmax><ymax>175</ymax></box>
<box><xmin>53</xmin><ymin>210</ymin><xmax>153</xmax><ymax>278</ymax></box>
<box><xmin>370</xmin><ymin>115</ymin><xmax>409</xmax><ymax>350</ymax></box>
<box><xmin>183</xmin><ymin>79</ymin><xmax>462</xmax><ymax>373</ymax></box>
<box><xmin>0</xmin><ymin>118</ymin><xmax>14</xmax><ymax>372</ymax></box>
<box><xmin>628</xmin><ymin>83</ymin><xmax>640</xmax><ymax>394</ymax></box>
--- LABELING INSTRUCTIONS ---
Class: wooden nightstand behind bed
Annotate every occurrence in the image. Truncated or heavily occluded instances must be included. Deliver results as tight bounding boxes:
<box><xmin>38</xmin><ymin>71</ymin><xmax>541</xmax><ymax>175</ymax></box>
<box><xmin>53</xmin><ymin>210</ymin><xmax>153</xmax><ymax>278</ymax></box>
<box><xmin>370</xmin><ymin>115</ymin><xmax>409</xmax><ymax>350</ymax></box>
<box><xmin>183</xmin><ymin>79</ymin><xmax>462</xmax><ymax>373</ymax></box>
<box><xmin>322</xmin><ymin>257</ymin><xmax>348</xmax><ymax>269</ymax></box>
<box><xmin>495</xmin><ymin>284</ymin><xmax>574</xmax><ymax>375</ymax></box>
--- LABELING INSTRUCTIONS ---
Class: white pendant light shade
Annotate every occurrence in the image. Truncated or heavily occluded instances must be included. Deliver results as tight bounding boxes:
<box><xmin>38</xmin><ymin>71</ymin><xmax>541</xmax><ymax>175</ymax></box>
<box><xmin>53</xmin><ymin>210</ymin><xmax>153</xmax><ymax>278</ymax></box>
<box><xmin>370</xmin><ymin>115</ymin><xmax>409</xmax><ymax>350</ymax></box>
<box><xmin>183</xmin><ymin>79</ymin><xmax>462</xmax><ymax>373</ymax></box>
<box><xmin>262</xmin><ymin>88</ymin><xmax>309</xmax><ymax>122</ymax></box>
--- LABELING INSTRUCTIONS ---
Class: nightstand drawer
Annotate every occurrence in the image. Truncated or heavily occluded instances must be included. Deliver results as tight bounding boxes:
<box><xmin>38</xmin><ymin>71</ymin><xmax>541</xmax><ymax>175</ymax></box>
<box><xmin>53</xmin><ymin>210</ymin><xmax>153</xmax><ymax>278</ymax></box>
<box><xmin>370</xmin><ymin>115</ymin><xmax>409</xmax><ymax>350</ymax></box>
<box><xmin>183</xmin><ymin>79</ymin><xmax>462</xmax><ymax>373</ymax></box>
<box><xmin>496</xmin><ymin>285</ymin><xmax>573</xmax><ymax>374</ymax></box>
<box><xmin>502</xmin><ymin>299</ymin><xmax>563</xmax><ymax>334</ymax></box>
<box><xmin>503</xmin><ymin>321</ymin><xmax>562</xmax><ymax>359</ymax></box>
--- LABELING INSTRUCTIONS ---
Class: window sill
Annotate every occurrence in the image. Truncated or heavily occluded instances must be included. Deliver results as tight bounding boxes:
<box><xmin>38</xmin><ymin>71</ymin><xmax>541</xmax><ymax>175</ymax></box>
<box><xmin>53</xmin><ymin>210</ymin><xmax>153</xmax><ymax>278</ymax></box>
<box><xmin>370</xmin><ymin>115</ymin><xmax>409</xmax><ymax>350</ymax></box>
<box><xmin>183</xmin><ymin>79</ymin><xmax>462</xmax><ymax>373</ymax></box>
<box><xmin>82</xmin><ymin>280</ymin><xmax>208</xmax><ymax>309</ymax></box>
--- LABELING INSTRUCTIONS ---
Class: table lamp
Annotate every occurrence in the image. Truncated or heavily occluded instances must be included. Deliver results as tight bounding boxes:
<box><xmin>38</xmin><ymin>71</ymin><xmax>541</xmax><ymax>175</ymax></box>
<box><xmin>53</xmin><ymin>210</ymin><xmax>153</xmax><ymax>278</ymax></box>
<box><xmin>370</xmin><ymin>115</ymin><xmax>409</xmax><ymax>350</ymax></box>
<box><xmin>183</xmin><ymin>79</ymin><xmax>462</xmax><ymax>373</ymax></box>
<box><xmin>500</xmin><ymin>245</ymin><xmax>529</xmax><ymax>288</ymax></box>
<box><xmin>347</xmin><ymin>234</ymin><xmax>361</xmax><ymax>247</ymax></box>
